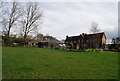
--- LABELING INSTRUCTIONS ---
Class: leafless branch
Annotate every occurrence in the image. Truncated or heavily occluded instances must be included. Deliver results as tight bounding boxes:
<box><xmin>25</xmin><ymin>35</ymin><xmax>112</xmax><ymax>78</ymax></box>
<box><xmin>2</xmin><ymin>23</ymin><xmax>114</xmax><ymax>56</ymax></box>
<box><xmin>20</xmin><ymin>2</ymin><xmax>43</xmax><ymax>40</ymax></box>
<box><xmin>89</xmin><ymin>22</ymin><xmax>100</xmax><ymax>34</ymax></box>
<box><xmin>2</xmin><ymin>2</ymin><xmax>22</xmax><ymax>37</ymax></box>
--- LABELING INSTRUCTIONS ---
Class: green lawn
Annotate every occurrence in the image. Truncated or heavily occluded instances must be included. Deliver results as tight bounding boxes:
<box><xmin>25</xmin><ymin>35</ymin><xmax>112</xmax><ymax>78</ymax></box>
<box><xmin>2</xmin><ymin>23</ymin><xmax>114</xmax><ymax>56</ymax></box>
<box><xmin>2</xmin><ymin>46</ymin><xmax>118</xmax><ymax>79</ymax></box>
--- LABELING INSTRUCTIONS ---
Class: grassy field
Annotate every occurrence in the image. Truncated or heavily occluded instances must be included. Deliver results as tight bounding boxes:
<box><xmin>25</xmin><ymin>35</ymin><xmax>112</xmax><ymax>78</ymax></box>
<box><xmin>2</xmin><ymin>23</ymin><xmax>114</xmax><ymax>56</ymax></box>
<box><xmin>2</xmin><ymin>46</ymin><xmax>118</xmax><ymax>79</ymax></box>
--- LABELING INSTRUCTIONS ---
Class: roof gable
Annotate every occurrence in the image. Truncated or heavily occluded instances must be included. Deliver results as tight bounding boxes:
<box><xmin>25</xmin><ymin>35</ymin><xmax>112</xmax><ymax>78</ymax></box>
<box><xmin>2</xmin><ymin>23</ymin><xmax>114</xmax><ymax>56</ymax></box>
<box><xmin>66</xmin><ymin>32</ymin><xmax>106</xmax><ymax>41</ymax></box>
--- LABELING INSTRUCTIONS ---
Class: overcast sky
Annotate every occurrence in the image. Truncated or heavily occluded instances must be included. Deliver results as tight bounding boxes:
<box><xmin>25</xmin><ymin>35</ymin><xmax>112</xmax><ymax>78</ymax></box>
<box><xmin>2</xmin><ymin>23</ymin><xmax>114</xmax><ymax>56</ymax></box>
<box><xmin>37</xmin><ymin>2</ymin><xmax>118</xmax><ymax>43</ymax></box>
<box><xmin>0</xmin><ymin>1</ymin><xmax>119</xmax><ymax>43</ymax></box>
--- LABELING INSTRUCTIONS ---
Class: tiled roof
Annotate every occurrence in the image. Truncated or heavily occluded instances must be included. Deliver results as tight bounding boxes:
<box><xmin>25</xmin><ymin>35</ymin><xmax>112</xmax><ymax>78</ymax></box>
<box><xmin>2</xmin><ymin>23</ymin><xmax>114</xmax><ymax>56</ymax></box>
<box><xmin>28</xmin><ymin>39</ymin><xmax>62</xmax><ymax>43</ymax></box>
<box><xmin>66</xmin><ymin>32</ymin><xmax>105</xmax><ymax>41</ymax></box>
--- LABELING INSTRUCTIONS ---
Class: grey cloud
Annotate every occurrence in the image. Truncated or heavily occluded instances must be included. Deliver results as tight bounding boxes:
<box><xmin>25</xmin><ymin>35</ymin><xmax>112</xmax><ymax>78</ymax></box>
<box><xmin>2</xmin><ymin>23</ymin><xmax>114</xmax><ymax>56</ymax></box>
<box><xmin>38</xmin><ymin>2</ymin><xmax>118</xmax><ymax>43</ymax></box>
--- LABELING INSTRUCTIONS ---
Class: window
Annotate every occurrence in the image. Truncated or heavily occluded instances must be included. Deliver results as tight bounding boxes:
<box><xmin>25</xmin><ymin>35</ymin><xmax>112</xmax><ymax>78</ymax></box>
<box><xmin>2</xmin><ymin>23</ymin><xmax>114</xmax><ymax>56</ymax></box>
<box><xmin>91</xmin><ymin>39</ymin><xmax>92</xmax><ymax>42</ymax></box>
<box><xmin>79</xmin><ymin>40</ymin><xmax>80</xmax><ymax>43</ymax></box>
<box><xmin>74</xmin><ymin>41</ymin><xmax>76</xmax><ymax>43</ymax></box>
<box><xmin>81</xmin><ymin>39</ymin><xmax>83</xmax><ymax>42</ymax></box>
<box><xmin>87</xmin><ymin>40</ymin><xmax>89</xmax><ymax>42</ymax></box>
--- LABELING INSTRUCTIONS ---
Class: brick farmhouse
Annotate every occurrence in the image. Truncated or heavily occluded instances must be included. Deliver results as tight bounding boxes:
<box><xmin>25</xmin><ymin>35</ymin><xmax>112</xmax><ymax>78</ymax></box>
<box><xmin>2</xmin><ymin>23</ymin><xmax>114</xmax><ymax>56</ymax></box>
<box><xmin>65</xmin><ymin>32</ymin><xmax>106</xmax><ymax>49</ymax></box>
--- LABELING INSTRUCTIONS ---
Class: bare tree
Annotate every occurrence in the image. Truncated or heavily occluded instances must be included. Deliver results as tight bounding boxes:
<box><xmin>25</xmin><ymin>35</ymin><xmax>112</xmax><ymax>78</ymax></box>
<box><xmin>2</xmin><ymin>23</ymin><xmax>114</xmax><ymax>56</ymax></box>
<box><xmin>36</xmin><ymin>33</ymin><xmax>44</xmax><ymax>41</ymax></box>
<box><xmin>111</xmin><ymin>37</ymin><xmax>120</xmax><ymax>44</ymax></box>
<box><xmin>0</xmin><ymin>2</ymin><xmax>4</xmax><ymax>8</ymax></box>
<box><xmin>89</xmin><ymin>22</ymin><xmax>100</xmax><ymax>34</ymax></box>
<box><xmin>0</xmin><ymin>2</ymin><xmax>4</xmax><ymax>35</ymax></box>
<box><xmin>20</xmin><ymin>2</ymin><xmax>43</xmax><ymax>41</ymax></box>
<box><xmin>2</xmin><ymin>2</ymin><xmax>22</xmax><ymax>38</ymax></box>
<box><xmin>0</xmin><ymin>2</ymin><xmax>6</xmax><ymax>17</ymax></box>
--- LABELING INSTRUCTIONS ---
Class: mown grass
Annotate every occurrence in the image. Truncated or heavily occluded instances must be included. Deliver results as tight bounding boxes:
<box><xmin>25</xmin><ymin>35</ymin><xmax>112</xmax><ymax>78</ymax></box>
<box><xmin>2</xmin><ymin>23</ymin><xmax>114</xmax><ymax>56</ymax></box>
<box><xmin>2</xmin><ymin>46</ymin><xmax>118</xmax><ymax>79</ymax></box>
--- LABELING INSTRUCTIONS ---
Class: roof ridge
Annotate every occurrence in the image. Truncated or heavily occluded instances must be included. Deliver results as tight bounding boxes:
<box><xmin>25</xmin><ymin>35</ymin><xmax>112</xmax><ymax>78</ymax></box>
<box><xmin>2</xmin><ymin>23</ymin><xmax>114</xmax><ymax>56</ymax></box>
<box><xmin>67</xmin><ymin>32</ymin><xmax>105</xmax><ymax>38</ymax></box>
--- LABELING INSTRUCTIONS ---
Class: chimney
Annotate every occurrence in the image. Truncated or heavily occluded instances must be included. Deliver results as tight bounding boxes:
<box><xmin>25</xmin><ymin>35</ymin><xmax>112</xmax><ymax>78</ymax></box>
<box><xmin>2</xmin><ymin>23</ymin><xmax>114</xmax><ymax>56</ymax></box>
<box><xmin>84</xmin><ymin>33</ymin><xmax>87</xmax><ymax>35</ymax></box>
<box><xmin>66</xmin><ymin>35</ymin><xmax>68</xmax><ymax>38</ymax></box>
<box><xmin>82</xmin><ymin>33</ymin><xmax>84</xmax><ymax>35</ymax></box>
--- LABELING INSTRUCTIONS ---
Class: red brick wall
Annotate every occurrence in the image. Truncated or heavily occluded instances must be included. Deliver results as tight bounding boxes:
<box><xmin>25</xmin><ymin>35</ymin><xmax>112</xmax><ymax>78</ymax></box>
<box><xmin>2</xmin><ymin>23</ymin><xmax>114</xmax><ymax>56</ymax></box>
<box><xmin>102</xmin><ymin>34</ymin><xmax>106</xmax><ymax>44</ymax></box>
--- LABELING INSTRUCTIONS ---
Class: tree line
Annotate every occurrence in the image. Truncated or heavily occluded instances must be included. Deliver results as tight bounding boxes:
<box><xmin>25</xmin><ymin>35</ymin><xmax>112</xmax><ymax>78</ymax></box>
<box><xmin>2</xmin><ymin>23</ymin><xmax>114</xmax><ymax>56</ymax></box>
<box><xmin>0</xmin><ymin>2</ymin><xmax>43</xmax><ymax>46</ymax></box>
